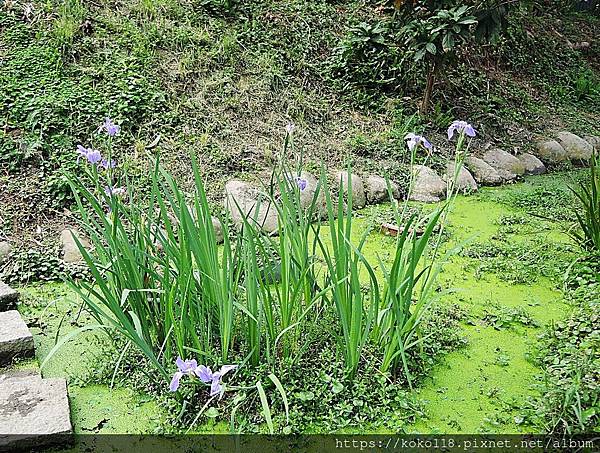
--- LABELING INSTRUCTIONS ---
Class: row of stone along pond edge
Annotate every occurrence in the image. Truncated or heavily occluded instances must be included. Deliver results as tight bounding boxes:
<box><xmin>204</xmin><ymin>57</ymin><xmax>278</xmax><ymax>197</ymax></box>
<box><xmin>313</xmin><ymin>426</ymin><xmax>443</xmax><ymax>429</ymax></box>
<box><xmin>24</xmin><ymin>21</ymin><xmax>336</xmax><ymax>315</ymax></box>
<box><xmin>221</xmin><ymin>130</ymin><xmax>599</xmax><ymax>236</ymax></box>
<box><xmin>0</xmin><ymin>130</ymin><xmax>596</xmax><ymax>266</ymax></box>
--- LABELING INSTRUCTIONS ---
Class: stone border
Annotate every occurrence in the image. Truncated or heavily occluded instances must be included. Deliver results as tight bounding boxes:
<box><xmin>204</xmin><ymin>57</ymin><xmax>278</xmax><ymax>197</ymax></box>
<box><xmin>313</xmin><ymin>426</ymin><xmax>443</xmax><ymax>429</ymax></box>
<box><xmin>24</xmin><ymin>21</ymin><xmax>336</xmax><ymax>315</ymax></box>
<box><xmin>222</xmin><ymin>131</ymin><xmax>598</xmax><ymax>232</ymax></box>
<box><xmin>2</xmin><ymin>130</ymin><xmax>592</xmax><ymax>261</ymax></box>
<box><xmin>0</xmin><ymin>282</ymin><xmax>74</xmax><ymax>447</ymax></box>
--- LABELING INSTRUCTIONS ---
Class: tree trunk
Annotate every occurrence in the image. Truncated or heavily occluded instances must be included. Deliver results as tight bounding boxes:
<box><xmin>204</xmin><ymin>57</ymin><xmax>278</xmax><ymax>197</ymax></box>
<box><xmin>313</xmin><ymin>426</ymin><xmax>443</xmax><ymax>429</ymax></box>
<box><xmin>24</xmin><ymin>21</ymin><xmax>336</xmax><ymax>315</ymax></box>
<box><xmin>420</xmin><ymin>59</ymin><xmax>438</xmax><ymax>115</ymax></box>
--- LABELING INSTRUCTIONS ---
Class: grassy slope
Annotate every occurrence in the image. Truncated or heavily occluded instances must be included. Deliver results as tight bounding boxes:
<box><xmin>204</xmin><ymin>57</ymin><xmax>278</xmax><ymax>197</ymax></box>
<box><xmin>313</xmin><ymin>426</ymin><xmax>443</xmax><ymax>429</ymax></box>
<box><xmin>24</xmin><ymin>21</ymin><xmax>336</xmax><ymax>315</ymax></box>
<box><xmin>1</xmin><ymin>1</ymin><xmax>599</xmax><ymax>254</ymax></box>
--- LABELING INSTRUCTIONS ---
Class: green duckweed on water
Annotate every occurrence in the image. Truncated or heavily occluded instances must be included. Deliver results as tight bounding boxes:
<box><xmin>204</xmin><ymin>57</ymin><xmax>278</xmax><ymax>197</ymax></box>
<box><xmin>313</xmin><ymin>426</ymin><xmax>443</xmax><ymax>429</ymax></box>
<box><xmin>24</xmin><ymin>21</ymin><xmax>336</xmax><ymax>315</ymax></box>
<box><xmin>409</xmin><ymin>179</ymin><xmax>576</xmax><ymax>434</ymax></box>
<box><xmin>8</xmin><ymin>172</ymin><xmax>585</xmax><ymax>434</ymax></box>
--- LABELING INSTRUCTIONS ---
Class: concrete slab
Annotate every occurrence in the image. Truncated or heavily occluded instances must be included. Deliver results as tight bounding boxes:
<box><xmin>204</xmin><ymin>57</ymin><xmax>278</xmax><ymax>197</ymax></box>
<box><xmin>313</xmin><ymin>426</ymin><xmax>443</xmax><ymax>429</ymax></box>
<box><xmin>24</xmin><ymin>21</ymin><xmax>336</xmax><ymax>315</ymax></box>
<box><xmin>0</xmin><ymin>376</ymin><xmax>72</xmax><ymax>450</ymax></box>
<box><xmin>0</xmin><ymin>311</ymin><xmax>34</xmax><ymax>365</ymax></box>
<box><xmin>0</xmin><ymin>369</ymin><xmax>41</xmax><ymax>385</ymax></box>
<box><xmin>0</xmin><ymin>282</ymin><xmax>18</xmax><ymax>311</ymax></box>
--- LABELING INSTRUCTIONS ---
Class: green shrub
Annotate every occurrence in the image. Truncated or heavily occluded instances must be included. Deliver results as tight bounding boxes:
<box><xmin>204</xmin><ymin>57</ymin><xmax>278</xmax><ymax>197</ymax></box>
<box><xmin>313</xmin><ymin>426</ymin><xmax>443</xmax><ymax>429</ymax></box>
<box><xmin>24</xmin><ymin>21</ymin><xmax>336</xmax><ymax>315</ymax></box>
<box><xmin>569</xmin><ymin>151</ymin><xmax>600</xmax><ymax>251</ymax></box>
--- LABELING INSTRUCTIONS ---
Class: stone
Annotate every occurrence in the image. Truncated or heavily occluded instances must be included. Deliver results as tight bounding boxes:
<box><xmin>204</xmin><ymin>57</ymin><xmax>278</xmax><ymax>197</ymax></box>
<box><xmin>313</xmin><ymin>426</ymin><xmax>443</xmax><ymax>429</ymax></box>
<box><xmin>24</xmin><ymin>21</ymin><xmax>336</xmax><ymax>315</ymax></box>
<box><xmin>211</xmin><ymin>216</ymin><xmax>224</xmax><ymax>244</ymax></box>
<box><xmin>0</xmin><ymin>241</ymin><xmax>11</xmax><ymax>264</ymax></box>
<box><xmin>409</xmin><ymin>165</ymin><xmax>446</xmax><ymax>203</ymax></box>
<box><xmin>0</xmin><ymin>310</ymin><xmax>34</xmax><ymax>364</ymax></box>
<box><xmin>444</xmin><ymin>163</ymin><xmax>478</xmax><ymax>193</ymax></box>
<box><xmin>336</xmin><ymin>171</ymin><xmax>366</xmax><ymax>209</ymax></box>
<box><xmin>288</xmin><ymin>170</ymin><xmax>327</xmax><ymax>218</ymax></box>
<box><xmin>364</xmin><ymin>175</ymin><xmax>400</xmax><ymax>204</ymax></box>
<box><xmin>0</xmin><ymin>369</ymin><xmax>41</xmax><ymax>385</ymax></box>
<box><xmin>534</xmin><ymin>139</ymin><xmax>567</xmax><ymax>164</ymax></box>
<box><xmin>519</xmin><ymin>153</ymin><xmax>546</xmax><ymax>175</ymax></box>
<box><xmin>0</xmin><ymin>375</ymin><xmax>72</xmax><ymax>450</ymax></box>
<box><xmin>465</xmin><ymin>157</ymin><xmax>503</xmax><ymax>186</ymax></box>
<box><xmin>60</xmin><ymin>229</ymin><xmax>89</xmax><ymax>263</ymax></box>
<box><xmin>482</xmin><ymin>148</ymin><xmax>525</xmax><ymax>181</ymax></box>
<box><xmin>556</xmin><ymin>131</ymin><xmax>593</xmax><ymax>161</ymax></box>
<box><xmin>159</xmin><ymin>208</ymin><xmax>224</xmax><ymax>244</ymax></box>
<box><xmin>224</xmin><ymin>180</ymin><xmax>278</xmax><ymax>233</ymax></box>
<box><xmin>583</xmin><ymin>135</ymin><xmax>600</xmax><ymax>152</ymax></box>
<box><xmin>0</xmin><ymin>281</ymin><xmax>19</xmax><ymax>311</ymax></box>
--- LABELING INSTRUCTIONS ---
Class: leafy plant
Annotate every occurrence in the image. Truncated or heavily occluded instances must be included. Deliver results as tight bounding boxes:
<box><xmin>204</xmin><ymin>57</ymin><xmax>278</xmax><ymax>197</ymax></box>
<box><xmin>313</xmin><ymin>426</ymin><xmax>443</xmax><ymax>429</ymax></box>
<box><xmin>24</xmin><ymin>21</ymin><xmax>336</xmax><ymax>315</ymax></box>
<box><xmin>374</xmin><ymin>195</ymin><xmax>445</xmax><ymax>384</ymax></box>
<box><xmin>53</xmin><ymin>0</ymin><xmax>85</xmax><ymax>52</ymax></box>
<box><xmin>482</xmin><ymin>304</ymin><xmax>539</xmax><ymax>330</ymax></box>
<box><xmin>316</xmin><ymin>170</ymin><xmax>380</xmax><ymax>378</ymax></box>
<box><xmin>47</xmin><ymin>117</ymin><xmax>478</xmax><ymax>432</ymax></box>
<box><xmin>330</xmin><ymin>20</ymin><xmax>401</xmax><ymax>98</ymax></box>
<box><xmin>569</xmin><ymin>150</ymin><xmax>600</xmax><ymax>251</ymax></box>
<box><xmin>397</xmin><ymin>5</ymin><xmax>477</xmax><ymax>113</ymax></box>
<box><xmin>572</xmin><ymin>69</ymin><xmax>600</xmax><ymax>102</ymax></box>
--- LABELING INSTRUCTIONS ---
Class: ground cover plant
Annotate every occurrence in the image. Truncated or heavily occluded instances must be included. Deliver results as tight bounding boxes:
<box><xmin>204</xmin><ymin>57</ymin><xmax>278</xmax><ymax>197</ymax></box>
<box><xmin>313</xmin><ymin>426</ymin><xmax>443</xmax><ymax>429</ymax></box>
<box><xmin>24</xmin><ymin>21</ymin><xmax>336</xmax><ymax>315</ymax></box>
<box><xmin>1</xmin><ymin>0</ymin><xmax>599</xmax><ymax>244</ymax></box>
<box><xmin>528</xmin><ymin>253</ymin><xmax>600</xmax><ymax>434</ymax></box>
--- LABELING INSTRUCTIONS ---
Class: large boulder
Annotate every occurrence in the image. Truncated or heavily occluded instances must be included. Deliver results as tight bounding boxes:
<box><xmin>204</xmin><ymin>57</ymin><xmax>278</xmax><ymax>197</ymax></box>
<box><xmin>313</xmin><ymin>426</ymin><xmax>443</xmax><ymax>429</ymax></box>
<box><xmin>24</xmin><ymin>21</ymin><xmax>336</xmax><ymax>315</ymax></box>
<box><xmin>444</xmin><ymin>163</ymin><xmax>477</xmax><ymax>193</ymax></box>
<box><xmin>224</xmin><ymin>180</ymin><xmax>278</xmax><ymax>233</ymax></box>
<box><xmin>409</xmin><ymin>165</ymin><xmax>446</xmax><ymax>203</ymax></box>
<box><xmin>584</xmin><ymin>135</ymin><xmax>600</xmax><ymax>152</ymax></box>
<box><xmin>482</xmin><ymin>148</ymin><xmax>525</xmax><ymax>181</ymax></box>
<box><xmin>556</xmin><ymin>131</ymin><xmax>593</xmax><ymax>161</ymax></box>
<box><xmin>364</xmin><ymin>175</ymin><xmax>400</xmax><ymax>204</ymax></box>
<box><xmin>296</xmin><ymin>171</ymin><xmax>327</xmax><ymax>216</ymax></box>
<box><xmin>160</xmin><ymin>207</ymin><xmax>224</xmax><ymax>244</ymax></box>
<box><xmin>465</xmin><ymin>157</ymin><xmax>503</xmax><ymax>186</ymax></box>
<box><xmin>336</xmin><ymin>171</ymin><xmax>366</xmax><ymax>209</ymax></box>
<box><xmin>60</xmin><ymin>229</ymin><xmax>90</xmax><ymax>263</ymax></box>
<box><xmin>534</xmin><ymin>139</ymin><xmax>567</xmax><ymax>164</ymax></box>
<box><xmin>211</xmin><ymin>216</ymin><xmax>224</xmax><ymax>244</ymax></box>
<box><xmin>0</xmin><ymin>241</ymin><xmax>11</xmax><ymax>264</ymax></box>
<box><xmin>518</xmin><ymin>153</ymin><xmax>546</xmax><ymax>175</ymax></box>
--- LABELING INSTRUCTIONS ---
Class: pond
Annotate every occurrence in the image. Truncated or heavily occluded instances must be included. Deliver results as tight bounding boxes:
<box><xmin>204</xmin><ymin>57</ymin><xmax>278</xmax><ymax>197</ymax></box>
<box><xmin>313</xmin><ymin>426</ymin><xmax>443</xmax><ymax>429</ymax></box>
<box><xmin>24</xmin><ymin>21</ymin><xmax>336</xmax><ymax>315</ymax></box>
<box><xmin>7</xmin><ymin>170</ymin><xmax>583</xmax><ymax>435</ymax></box>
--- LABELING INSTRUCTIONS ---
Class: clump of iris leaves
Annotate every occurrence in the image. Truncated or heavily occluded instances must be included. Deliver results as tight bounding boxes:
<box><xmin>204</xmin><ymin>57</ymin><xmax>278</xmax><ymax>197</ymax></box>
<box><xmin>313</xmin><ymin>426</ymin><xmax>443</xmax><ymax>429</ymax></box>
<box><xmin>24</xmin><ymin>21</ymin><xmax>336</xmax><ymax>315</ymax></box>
<box><xmin>43</xmin><ymin>124</ymin><xmax>475</xmax><ymax>433</ymax></box>
<box><xmin>84</xmin><ymin>302</ymin><xmax>466</xmax><ymax>433</ymax></box>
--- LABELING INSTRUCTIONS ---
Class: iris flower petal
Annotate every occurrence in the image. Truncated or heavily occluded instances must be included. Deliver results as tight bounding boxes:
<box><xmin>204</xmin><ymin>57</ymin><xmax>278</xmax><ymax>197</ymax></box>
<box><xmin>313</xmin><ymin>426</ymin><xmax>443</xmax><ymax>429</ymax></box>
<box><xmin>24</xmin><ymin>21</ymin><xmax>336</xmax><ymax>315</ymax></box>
<box><xmin>210</xmin><ymin>379</ymin><xmax>222</xmax><ymax>396</ymax></box>
<box><xmin>169</xmin><ymin>371</ymin><xmax>183</xmax><ymax>392</ymax></box>
<box><xmin>448</xmin><ymin>120</ymin><xmax>476</xmax><ymax>140</ymax></box>
<box><xmin>219</xmin><ymin>365</ymin><xmax>237</xmax><ymax>376</ymax></box>
<box><xmin>195</xmin><ymin>365</ymin><xmax>213</xmax><ymax>383</ymax></box>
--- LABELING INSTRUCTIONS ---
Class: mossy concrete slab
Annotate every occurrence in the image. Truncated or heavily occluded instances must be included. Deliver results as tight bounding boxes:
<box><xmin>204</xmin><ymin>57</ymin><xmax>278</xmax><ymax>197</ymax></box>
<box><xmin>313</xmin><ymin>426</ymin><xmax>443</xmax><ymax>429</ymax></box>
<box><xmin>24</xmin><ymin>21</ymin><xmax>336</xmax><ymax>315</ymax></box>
<box><xmin>0</xmin><ymin>311</ymin><xmax>34</xmax><ymax>365</ymax></box>
<box><xmin>0</xmin><ymin>375</ymin><xmax>72</xmax><ymax>450</ymax></box>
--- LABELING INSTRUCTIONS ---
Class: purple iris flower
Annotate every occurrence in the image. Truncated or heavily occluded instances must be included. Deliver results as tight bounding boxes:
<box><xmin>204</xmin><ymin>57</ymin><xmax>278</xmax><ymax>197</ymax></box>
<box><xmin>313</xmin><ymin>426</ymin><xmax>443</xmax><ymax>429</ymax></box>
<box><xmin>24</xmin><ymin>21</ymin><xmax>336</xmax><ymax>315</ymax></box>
<box><xmin>169</xmin><ymin>358</ymin><xmax>237</xmax><ymax>396</ymax></box>
<box><xmin>404</xmin><ymin>133</ymin><xmax>433</xmax><ymax>152</ymax></box>
<box><xmin>77</xmin><ymin>145</ymin><xmax>102</xmax><ymax>165</ymax></box>
<box><xmin>296</xmin><ymin>177</ymin><xmax>308</xmax><ymax>192</ymax></box>
<box><xmin>101</xmin><ymin>118</ymin><xmax>120</xmax><ymax>137</ymax></box>
<box><xmin>100</xmin><ymin>158</ymin><xmax>117</xmax><ymax>170</ymax></box>
<box><xmin>285</xmin><ymin>123</ymin><xmax>295</xmax><ymax>135</ymax></box>
<box><xmin>169</xmin><ymin>357</ymin><xmax>198</xmax><ymax>392</ymax></box>
<box><xmin>194</xmin><ymin>364</ymin><xmax>237</xmax><ymax>397</ymax></box>
<box><xmin>447</xmin><ymin>120</ymin><xmax>476</xmax><ymax>140</ymax></box>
